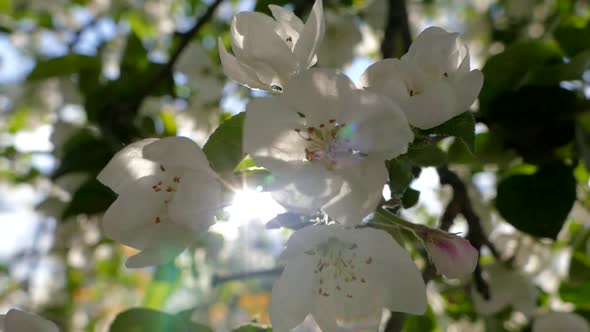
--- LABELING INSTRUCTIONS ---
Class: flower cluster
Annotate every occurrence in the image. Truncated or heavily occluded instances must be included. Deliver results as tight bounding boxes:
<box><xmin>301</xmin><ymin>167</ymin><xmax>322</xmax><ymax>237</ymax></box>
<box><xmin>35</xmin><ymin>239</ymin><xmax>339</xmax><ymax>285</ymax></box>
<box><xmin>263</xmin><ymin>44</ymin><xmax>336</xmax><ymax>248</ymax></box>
<box><xmin>86</xmin><ymin>0</ymin><xmax>484</xmax><ymax>329</ymax></box>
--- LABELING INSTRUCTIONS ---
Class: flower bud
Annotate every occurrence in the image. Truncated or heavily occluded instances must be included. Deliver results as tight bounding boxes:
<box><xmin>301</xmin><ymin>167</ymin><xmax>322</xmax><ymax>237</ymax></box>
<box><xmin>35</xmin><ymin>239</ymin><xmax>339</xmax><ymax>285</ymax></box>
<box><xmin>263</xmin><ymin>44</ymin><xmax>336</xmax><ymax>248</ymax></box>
<box><xmin>419</xmin><ymin>227</ymin><xmax>478</xmax><ymax>279</ymax></box>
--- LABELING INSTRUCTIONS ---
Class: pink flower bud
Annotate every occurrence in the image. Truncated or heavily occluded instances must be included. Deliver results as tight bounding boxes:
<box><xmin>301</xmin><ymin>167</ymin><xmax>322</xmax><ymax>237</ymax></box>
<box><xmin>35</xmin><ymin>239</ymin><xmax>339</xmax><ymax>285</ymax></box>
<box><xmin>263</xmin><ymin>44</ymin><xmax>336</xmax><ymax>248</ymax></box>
<box><xmin>420</xmin><ymin>228</ymin><xmax>479</xmax><ymax>279</ymax></box>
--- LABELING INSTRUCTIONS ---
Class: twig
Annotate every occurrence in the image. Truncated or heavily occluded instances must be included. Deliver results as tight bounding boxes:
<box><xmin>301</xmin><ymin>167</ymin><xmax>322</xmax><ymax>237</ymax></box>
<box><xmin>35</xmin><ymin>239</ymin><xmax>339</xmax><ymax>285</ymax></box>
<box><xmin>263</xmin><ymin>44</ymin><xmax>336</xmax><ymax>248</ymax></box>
<box><xmin>211</xmin><ymin>267</ymin><xmax>284</xmax><ymax>286</ymax></box>
<box><xmin>143</xmin><ymin>0</ymin><xmax>224</xmax><ymax>97</ymax></box>
<box><xmin>437</xmin><ymin>165</ymin><xmax>498</xmax><ymax>300</ymax></box>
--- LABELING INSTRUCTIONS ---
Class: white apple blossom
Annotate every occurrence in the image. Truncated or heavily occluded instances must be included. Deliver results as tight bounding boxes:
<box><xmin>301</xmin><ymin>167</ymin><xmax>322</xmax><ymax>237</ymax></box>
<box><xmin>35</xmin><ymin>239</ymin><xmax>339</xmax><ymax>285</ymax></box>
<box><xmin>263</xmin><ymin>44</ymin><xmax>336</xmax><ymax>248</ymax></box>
<box><xmin>244</xmin><ymin>69</ymin><xmax>414</xmax><ymax>225</ymax></box>
<box><xmin>360</xmin><ymin>26</ymin><xmax>484</xmax><ymax>129</ymax></box>
<box><xmin>218</xmin><ymin>0</ymin><xmax>325</xmax><ymax>92</ymax></box>
<box><xmin>176</xmin><ymin>42</ymin><xmax>224</xmax><ymax>104</ymax></box>
<box><xmin>0</xmin><ymin>309</ymin><xmax>59</xmax><ymax>332</ymax></box>
<box><xmin>269</xmin><ymin>225</ymin><xmax>427</xmax><ymax>331</ymax></box>
<box><xmin>97</xmin><ymin>136</ymin><xmax>223</xmax><ymax>268</ymax></box>
<box><xmin>472</xmin><ymin>264</ymin><xmax>538</xmax><ymax>316</ymax></box>
<box><xmin>533</xmin><ymin>312</ymin><xmax>589</xmax><ymax>332</ymax></box>
<box><xmin>418</xmin><ymin>227</ymin><xmax>478</xmax><ymax>279</ymax></box>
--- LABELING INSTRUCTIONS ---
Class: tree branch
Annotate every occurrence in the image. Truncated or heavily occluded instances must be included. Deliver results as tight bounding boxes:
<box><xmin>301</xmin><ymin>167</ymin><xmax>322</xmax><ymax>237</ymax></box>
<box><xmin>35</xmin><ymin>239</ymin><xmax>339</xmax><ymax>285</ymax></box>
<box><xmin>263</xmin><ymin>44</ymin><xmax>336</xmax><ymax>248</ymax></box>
<box><xmin>381</xmin><ymin>0</ymin><xmax>412</xmax><ymax>59</ymax></box>
<box><xmin>211</xmin><ymin>267</ymin><xmax>284</xmax><ymax>286</ymax></box>
<box><xmin>437</xmin><ymin>165</ymin><xmax>498</xmax><ymax>299</ymax></box>
<box><xmin>143</xmin><ymin>0</ymin><xmax>224</xmax><ymax>97</ymax></box>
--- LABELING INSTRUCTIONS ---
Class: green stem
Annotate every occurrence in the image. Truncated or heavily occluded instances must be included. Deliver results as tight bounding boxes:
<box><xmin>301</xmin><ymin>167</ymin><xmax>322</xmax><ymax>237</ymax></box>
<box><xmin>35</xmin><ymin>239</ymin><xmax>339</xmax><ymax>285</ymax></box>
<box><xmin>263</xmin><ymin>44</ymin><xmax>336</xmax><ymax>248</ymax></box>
<box><xmin>373</xmin><ymin>208</ymin><xmax>426</xmax><ymax>233</ymax></box>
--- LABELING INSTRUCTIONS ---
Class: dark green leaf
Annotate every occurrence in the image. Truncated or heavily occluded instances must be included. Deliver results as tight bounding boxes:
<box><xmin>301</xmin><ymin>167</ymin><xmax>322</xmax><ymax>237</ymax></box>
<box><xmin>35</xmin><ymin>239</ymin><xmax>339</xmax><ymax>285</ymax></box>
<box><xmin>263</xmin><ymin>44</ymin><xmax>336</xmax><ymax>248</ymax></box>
<box><xmin>28</xmin><ymin>54</ymin><xmax>101</xmax><ymax>80</ymax></box>
<box><xmin>495</xmin><ymin>162</ymin><xmax>577</xmax><ymax>239</ymax></box>
<box><xmin>405</xmin><ymin>142</ymin><xmax>448</xmax><ymax>167</ymax></box>
<box><xmin>109</xmin><ymin>308</ymin><xmax>213</xmax><ymax>332</ymax></box>
<box><xmin>479</xmin><ymin>41</ymin><xmax>563</xmax><ymax>114</ymax></box>
<box><xmin>419</xmin><ymin>111</ymin><xmax>476</xmax><ymax>151</ymax></box>
<box><xmin>62</xmin><ymin>178</ymin><xmax>116</xmax><ymax>220</ymax></box>
<box><xmin>386</xmin><ymin>158</ymin><xmax>413</xmax><ymax>195</ymax></box>
<box><xmin>560</xmin><ymin>281</ymin><xmax>590</xmax><ymax>309</ymax></box>
<box><xmin>203</xmin><ymin>112</ymin><xmax>246</xmax><ymax>174</ymax></box>
<box><xmin>554</xmin><ymin>16</ymin><xmax>590</xmax><ymax>57</ymax></box>
<box><xmin>53</xmin><ymin>129</ymin><xmax>113</xmax><ymax>178</ymax></box>
<box><xmin>401</xmin><ymin>188</ymin><xmax>420</xmax><ymax>208</ymax></box>
<box><xmin>232</xmin><ymin>324</ymin><xmax>272</xmax><ymax>332</ymax></box>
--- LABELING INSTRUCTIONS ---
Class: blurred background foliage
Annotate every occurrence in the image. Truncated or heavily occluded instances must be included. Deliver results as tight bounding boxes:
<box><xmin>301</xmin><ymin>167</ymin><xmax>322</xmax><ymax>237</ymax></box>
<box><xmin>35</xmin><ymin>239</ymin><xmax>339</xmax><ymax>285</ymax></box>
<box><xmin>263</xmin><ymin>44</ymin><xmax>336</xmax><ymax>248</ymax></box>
<box><xmin>0</xmin><ymin>0</ymin><xmax>589</xmax><ymax>331</ymax></box>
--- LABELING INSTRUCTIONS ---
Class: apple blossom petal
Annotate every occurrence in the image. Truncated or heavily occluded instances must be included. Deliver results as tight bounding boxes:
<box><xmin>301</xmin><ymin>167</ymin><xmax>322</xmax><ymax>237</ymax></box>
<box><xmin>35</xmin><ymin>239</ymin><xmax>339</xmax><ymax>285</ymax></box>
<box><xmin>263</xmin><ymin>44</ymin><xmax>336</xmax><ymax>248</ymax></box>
<box><xmin>404</xmin><ymin>79</ymin><xmax>457</xmax><ymax>129</ymax></box>
<box><xmin>102</xmin><ymin>175</ymin><xmax>165</xmax><ymax>250</ymax></box>
<box><xmin>323</xmin><ymin>158</ymin><xmax>387</xmax><ymax>225</ymax></box>
<box><xmin>142</xmin><ymin>136</ymin><xmax>210</xmax><ymax>171</ymax></box>
<box><xmin>97</xmin><ymin>139</ymin><xmax>158</xmax><ymax>194</ymax></box>
<box><xmin>269</xmin><ymin>255</ymin><xmax>315</xmax><ymax>331</ymax></box>
<box><xmin>168</xmin><ymin>170</ymin><xmax>222</xmax><ymax>232</ymax></box>
<box><xmin>231</xmin><ymin>12</ymin><xmax>298</xmax><ymax>84</ymax></box>
<box><xmin>269</xmin><ymin>4</ymin><xmax>304</xmax><ymax>43</ymax></box>
<box><xmin>359</xmin><ymin>58</ymin><xmax>411</xmax><ymax>106</ymax></box>
<box><xmin>453</xmin><ymin>69</ymin><xmax>484</xmax><ymax>111</ymax></box>
<box><xmin>293</xmin><ymin>0</ymin><xmax>325</xmax><ymax>68</ymax></box>
<box><xmin>218</xmin><ymin>39</ymin><xmax>269</xmax><ymax>90</ymax></box>
<box><xmin>244</xmin><ymin>98</ymin><xmax>306</xmax><ymax>162</ymax></box>
<box><xmin>403</xmin><ymin>26</ymin><xmax>460</xmax><ymax>75</ymax></box>
<box><xmin>533</xmin><ymin>312</ymin><xmax>590</xmax><ymax>332</ymax></box>
<box><xmin>4</xmin><ymin>309</ymin><xmax>59</xmax><ymax>332</ymax></box>
<box><xmin>263</xmin><ymin>158</ymin><xmax>344</xmax><ymax>214</ymax></box>
<box><xmin>344</xmin><ymin>228</ymin><xmax>427</xmax><ymax>315</ymax></box>
<box><xmin>340</xmin><ymin>89</ymin><xmax>413</xmax><ymax>159</ymax></box>
<box><xmin>281</xmin><ymin>69</ymin><xmax>355</xmax><ymax>124</ymax></box>
<box><xmin>124</xmin><ymin>222</ymin><xmax>194</xmax><ymax>268</ymax></box>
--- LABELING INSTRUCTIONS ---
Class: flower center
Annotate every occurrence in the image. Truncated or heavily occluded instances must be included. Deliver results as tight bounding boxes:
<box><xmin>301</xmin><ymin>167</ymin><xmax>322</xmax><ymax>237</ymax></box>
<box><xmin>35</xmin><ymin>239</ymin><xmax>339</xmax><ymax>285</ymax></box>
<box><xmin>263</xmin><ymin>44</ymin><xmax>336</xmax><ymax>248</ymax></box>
<box><xmin>150</xmin><ymin>163</ymin><xmax>181</xmax><ymax>224</ymax></box>
<box><xmin>294</xmin><ymin>118</ymin><xmax>366</xmax><ymax>170</ymax></box>
<box><xmin>305</xmin><ymin>237</ymin><xmax>372</xmax><ymax>299</ymax></box>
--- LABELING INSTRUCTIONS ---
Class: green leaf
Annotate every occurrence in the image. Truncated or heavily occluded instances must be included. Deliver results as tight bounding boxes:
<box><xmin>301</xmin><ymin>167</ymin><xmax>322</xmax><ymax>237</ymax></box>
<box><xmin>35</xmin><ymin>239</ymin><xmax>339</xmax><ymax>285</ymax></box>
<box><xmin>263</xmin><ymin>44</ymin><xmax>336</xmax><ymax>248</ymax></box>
<box><xmin>143</xmin><ymin>261</ymin><xmax>181</xmax><ymax>309</ymax></box>
<box><xmin>560</xmin><ymin>281</ymin><xmax>590</xmax><ymax>310</ymax></box>
<box><xmin>554</xmin><ymin>16</ymin><xmax>590</xmax><ymax>57</ymax></box>
<box><xmin>524</xmin><ymin>50</ymin><xmax>590</xmax><ymax>85</ymax></box>
<box><xmin>386</xmin><ymin>158</ymin><xmax>413</xmax><ymax>195</ymax></box>
<box><xmin>485</xmin><ymin>86</ymin><xmax>577</xmax><ymax>163</ymax></box>
<box><xmin>62</xmin><ymin>179</ymin><xmax>116</xmax><ymax>220</ymax></box>
<box><xmin>53</xmin><ymin>129</ymin><xmax>113</xmax><ymax>178</ymax></box>
<box><xmin>419</xmin><ymin>111</ymin><xmax>476</xmax><ymax>151</ymax></box>
<box><xmin>495</xmin><ymin>162</ymin><xmax>577</xmax><ymax>239</ymax></box>
<box><xmin>405</xmin><ymin>142</ymin><xmax>448</xmax><ymax>167</ymax></box>
<box><xmin>401</xmin><ymin>188</ymin><xmax>420</xmax><ymax>208</ymax></box>
<box><xmin>232</xmin><ymin>324</ymin><xmax>272</xmax><ymax>332</ymax></box>
<box><xmin>479</xmin><ymin>41</ymin><xmax>563</xmax><ymax>114</ymax></box>
<box><xmin>28</xmin><ymin>54</ymin><xmax>101</xmax><ymax>80</ymax></box>
<box><xmin>203</xmin><ymin>112</ymin><xmax>246</xmax><ymax>174</ymax></box>
<box><xmin>576</xmin><ymin>123</ymin><xmax>590</xmax><ymax>172</ymax></box>
<box><xmin>109</xmin><ymin>308</ymin><xmax>213</xmax><ymax>332</ymax></box>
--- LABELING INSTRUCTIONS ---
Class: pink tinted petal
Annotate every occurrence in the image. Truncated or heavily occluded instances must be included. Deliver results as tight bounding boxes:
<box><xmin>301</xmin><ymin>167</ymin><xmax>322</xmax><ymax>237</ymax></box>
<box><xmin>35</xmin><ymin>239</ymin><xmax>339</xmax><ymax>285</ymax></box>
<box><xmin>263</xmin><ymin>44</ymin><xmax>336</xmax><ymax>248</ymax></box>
<box><xmin>426</xmin><ymin>232</ymin><xmax>478</xmax><ymax>279</ymax></box>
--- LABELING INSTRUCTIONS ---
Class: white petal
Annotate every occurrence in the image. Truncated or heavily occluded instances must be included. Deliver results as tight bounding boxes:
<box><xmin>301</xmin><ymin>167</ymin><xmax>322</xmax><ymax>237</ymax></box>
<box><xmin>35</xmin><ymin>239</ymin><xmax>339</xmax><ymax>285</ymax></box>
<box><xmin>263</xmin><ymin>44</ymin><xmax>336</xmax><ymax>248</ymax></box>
<box><xmin>230</xmin><ymin>12</ymin><xmax>298</xmax><ymax>85</ymax></box>
<box><xmin>348</xmin><ymin>228</ymin><xmax>427</xmax><ymax>315</ymax></box>
<box><xmin>125</xmin><ymin>222</ymin><xmax>194</xmax><ymax>268</ymax></box>
<box><xmin>244</xmin><ymin>97</ymin><xmax>306</xmax><ymax>162</ymax></box>
<box><xmin>405</xmin><ymin>80</ymin><xmax>457</xmax><ymax>129</ymax></box>
<box><xmin>340</xmin><ymin>89</ymin><xmax>413</xmax><ymax>159</ymax></box>
<box><xmin>97</xmin><ymin>139</ymin><xmax>158</xmax><ymax>194</ymax></box>
<box><xmin>279</xmin><ymin>224</ymin><xmax>340</xmax><ymax>261</ymax></box>
<box><xmin>293</xmin><ymin>0</ymin><xmax>325</xmax><ymax>68</ymax></box>
<box><xmin>101</xmin><ymin>175</ymin><xmax>165</xmax><ymax>250</ymax></box>
<box><xmin>281</xmin><ymin>69</ymin><xmax>356</xmax><ymax>125</ymax></box>
<box><xmin>269</xmin><ymin>255</ymin><xmax>315</xmax><ymax>331</ymax></box>
<box><xmin>403</xmin><ymin>26</ymin><xmax>460</xmax><ymax>76</ymax></box>
<box><xmin>453</xmin><ymin>69</ymin><xmax>484</xmax><ymax>111</ymax></box>
<box><xmin>265</xmin><ymin>158</ymin><xmax>344</xmax><ymax>214</ymax></box>
<box><xmin>168</xmin><ymin>170</ymin><xmax>222</xmax><ymax>232</ymax></box>
<box><xmin>359</xmin><ymin>59</ymin><xmax>411</xmax><ymax>107</ymax></box>
<box><xmin>142</xmin><ymin>136</ymin><xmax>210</xmax><ymax>171</ymax></box>
<box><xmin>323</xmin><ymin>158</ymin><xmax>387</xmax><ymax>225</ymax></box>
<box><xmin>269</xmin><ymin>4</ymin><xmax>304</xmax><ymax>46</ymax></box>
<box><xmin>4</xmin><ymin>309</ymin><xmax>59</xmax><ymax>332</ymax></box>
<box><xmin>533</xmin><ymin>312</ymin><xmax>589</xmax><ymax>332</ymax></box>
<box><xmin>218</xmin><ymin>38</ymin><xmax>269</xmax><ymax>91</ymax></box>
